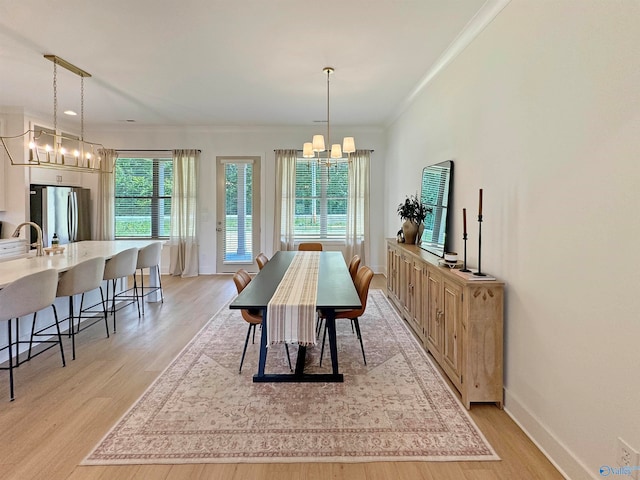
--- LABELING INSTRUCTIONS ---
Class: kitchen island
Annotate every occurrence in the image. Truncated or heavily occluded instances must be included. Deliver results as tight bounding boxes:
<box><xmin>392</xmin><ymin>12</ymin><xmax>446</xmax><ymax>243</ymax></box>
<box><xmin>0</xmin><ymin>240</ymin><xmax>162</xmax><ymax>288</ymax></box>
<box><xmin>0</xmin><ymin>240</ymin><xmax>164</xmax><ymax>360</ymax></box>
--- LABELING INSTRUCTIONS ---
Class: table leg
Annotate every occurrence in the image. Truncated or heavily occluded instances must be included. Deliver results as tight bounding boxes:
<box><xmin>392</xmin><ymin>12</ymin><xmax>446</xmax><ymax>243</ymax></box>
<box><xmin>294</xmin><ymin>345</ymin><xmax>307</xmax><ymax>375</ymax></box>
<box><xmin>257</xmin><ymin>308</ymin><xmax>268</xmax><ymax>377</ymax></box>
<box><xmin>326</xmin><ymin>310</ymin><xmax>340</xmax><ymax>376</ymax></box>
<box><xmin>252</xmin><ymin>308</ymin><xmax>342</xmax><ymax>383</ymax></box>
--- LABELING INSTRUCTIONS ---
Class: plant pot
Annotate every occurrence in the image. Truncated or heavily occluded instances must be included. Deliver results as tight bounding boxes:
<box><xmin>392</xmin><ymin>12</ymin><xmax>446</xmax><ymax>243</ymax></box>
<box><xmin>416</xmin><ymin>222</ymin><xmax>425</xmax><ymax>245</ymax></box>
<box><xmin>402</xmin><ymin>219</ymin><xmax>419</xmax><ymax>245</ymax></box>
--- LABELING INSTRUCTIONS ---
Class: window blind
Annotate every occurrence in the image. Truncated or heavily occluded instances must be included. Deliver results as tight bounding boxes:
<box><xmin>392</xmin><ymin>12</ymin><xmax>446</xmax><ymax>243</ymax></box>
<box><xmin>294</xmin><ymin>158</ymin><xmax>348</xmax><ymax>239</ymax></box>
<box><xmin>114</xmin><ymin>157</ymin><xmax>173</xmax><ymax>238</ymax></box>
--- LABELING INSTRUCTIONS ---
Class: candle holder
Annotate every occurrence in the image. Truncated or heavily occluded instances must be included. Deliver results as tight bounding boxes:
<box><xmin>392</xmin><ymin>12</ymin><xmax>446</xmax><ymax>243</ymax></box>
<box><xmin>460</xmin><ymin>233</ymin><xmax>471</xmax><ymax>272</ymax></box>
<box><xmin>474</xmin><ymin>214</ymin><xmax>486</xmax><ymax>276</ymax></box>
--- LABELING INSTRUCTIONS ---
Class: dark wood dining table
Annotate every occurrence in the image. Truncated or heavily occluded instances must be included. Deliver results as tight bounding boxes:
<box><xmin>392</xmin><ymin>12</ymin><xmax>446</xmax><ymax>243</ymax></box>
<box><xmin>229</xmin><ymin>251</ymin><xmax>361</xmax><ymax>383</ymax></box>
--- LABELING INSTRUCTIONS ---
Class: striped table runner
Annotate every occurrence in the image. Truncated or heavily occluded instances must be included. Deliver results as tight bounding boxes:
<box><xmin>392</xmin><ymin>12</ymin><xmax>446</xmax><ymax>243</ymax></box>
<box><xmin>266</xmin><ymin>251</ymin><xmax>320</xmax><ymax>346</ymax></box>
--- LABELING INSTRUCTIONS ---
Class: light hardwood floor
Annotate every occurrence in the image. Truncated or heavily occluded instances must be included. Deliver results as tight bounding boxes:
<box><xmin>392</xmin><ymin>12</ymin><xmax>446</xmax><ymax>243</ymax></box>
<box><xmin>0</xmin><ymin>274</ymin><xmax>563</xmax><ymax>480</ymax></box>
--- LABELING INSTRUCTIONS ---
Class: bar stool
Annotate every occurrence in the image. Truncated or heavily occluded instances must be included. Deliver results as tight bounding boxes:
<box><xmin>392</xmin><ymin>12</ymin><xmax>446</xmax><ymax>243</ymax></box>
<box><xmin>55</xmin><ymin>256</ymin><xmax>107</xmax><ymax>360</ymax></box>
<box><xmin>103</xmin><ymin>248</ymin><xmax>139</xmax><ymax>332</ymax></box>
<box><xmin>0</xmin><ymin>269</ymin><xmax>64</xmax><ymax>401</ymax></box>
<box><xmin>133</xmin><ymin>242</ymin><xmax>163</xmax><ymax>316</ymax></box>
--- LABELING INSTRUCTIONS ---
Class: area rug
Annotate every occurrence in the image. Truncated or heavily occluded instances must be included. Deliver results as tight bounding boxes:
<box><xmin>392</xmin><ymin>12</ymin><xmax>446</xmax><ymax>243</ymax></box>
<box><xmin>83</xmin><ymin>290</ymin><xmax>499</xmax><ymax>464</ymax></box>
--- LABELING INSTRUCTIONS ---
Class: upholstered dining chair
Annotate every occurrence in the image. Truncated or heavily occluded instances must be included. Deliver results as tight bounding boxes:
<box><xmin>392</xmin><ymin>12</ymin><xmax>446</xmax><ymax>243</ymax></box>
<box><xmin>316</xmin><ymin>254</ymin><xmax>361</xmax><ymax>339</ymax></box>
<box><xmin>319</xmin><ymin>265</ymin><xmax>374</xmax><ymax>367</ymax></box>
<box><xmin>233</xmin><ymin>269</ymin><xmax>292</xmax><ymax>374</ymax></box>
<box><xmin>256</xmin><ymin>252</ymin><xmax>269</xmax><ymax>270</ymax></box>
<box><xmin>297</xmin><ymin>242</ymin><xmax>323</xmax><ymax>251</ymax></box>
<box><xmin>348</xmin><ymin>255</ymin><xmax>361</xmax><ymax>281</ymax></box>
<box><xmin>0</xmin><ymin>268</ymin><xmax>64</xmax><ymax>401</ymax></box>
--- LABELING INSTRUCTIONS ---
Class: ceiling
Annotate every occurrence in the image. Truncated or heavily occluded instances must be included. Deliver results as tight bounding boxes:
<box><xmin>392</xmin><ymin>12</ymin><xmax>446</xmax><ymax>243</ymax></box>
<box><xmin>0</xmin><ymin>0</ymin><xmax>488</xmax><ymax>129</ymax></box>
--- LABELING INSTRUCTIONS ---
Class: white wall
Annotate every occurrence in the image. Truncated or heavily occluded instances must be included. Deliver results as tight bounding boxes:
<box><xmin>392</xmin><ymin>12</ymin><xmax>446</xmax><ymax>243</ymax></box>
<box><xmin>0</xmin><ymin>109</ymin><xmax>31</xmax><ymax>233</ymax></box>
<box><xmin>385</xmin><ymin>1</ymin><xmax>640</xmax><ymax>479</ymax></box>
<box><xmin>89</xmin><ymin>125</ymin><xmax>387</xmax><ymax>274</ymax></box>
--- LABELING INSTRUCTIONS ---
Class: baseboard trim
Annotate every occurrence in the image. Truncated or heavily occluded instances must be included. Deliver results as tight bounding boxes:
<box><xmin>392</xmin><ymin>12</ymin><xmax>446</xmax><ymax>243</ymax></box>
<box><xmin>504</xmin><ymin>388</ymin><xmax>596</xmax><ymax>480</ymax></box>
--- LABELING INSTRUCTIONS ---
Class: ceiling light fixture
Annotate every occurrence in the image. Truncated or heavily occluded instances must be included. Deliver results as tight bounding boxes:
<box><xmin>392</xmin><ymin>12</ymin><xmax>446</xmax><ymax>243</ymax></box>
<box><xmin>0</xmin><ymin>54</ymin><xmax>114</xmax><ymax>173</ymax></box>
<box><xmin>302</xmin><ymin>67</ymin><xmax>355</xmax><ymax>165</ymax></box>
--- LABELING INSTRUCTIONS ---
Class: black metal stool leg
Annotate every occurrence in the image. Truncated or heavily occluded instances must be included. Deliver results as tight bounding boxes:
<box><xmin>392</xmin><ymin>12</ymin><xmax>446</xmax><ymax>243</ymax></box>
<box><xmin>51</xmin><ymin>305</ymin><xmax>66</xmax><ymax>367</ymax></box>
<box><xmin>8</xmin><ymin>319</ymin><xmax>14</xmax><ymax>401</ymax></box>
<box><xmin>97</xmin><ymin>286</ymin><xmax>109</xmax><ymax>337</ymax></box>
<box><xmin>157</xmin><ymin>265</ymin><xmax>164</xmax><ymax>303</ymax></box>
<box><xmin>27</xmin><ymin>312</ymin><xmax>38</xmax><ymax>362</ymax></box>
<box><xmin>139</xmin><ymin>269</ymin><xmax>144</xmax><ymax>316</ymax></box>
<box><xmin>69</xmin><ymin>296</ymin><xmax>76</xmax><ymax>360</ymax></box>
<box><xmin>111</xmin><ymin>279</ymin><xmax>117</xmax><ymax>332</ymax></box>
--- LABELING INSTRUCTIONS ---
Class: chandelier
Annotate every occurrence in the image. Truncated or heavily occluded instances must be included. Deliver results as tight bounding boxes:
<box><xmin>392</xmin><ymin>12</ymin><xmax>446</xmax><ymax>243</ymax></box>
<box><xmin>302</xmin><ymin>67</ymin><xmax>355</xmax><ymax>165</ymax></box>
<box><xmin>0</xmin><ymin>55</ymin><xmax>113</xmax><ymax>173</ymax></box>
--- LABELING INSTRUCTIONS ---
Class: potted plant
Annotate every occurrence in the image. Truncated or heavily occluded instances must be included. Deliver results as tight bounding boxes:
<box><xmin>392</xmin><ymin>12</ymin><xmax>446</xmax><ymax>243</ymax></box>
<box><xmin>397</xmin><ymin>194</ymin><xmax>431</xmax><ymax>244</ymax></box>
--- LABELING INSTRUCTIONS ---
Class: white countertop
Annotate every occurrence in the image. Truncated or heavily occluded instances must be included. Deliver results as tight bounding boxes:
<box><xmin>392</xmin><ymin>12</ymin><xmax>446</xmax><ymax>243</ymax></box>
<box><xmin>0</xmin><ymin>240</ymin><xmax>162</xmax><ymax>288</ymax></box>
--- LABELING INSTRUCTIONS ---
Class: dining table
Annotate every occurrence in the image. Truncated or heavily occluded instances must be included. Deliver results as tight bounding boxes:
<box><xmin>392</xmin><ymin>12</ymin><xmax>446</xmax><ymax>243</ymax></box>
<box><xmin>229</xmin><ymin>250</ymin><xmax>361</xmax><ymax>383</ymax></box>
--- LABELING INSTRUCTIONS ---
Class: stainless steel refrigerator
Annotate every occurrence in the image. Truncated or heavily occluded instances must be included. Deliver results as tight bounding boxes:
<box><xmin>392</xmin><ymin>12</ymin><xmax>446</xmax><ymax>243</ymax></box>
<box><xmin>30</xmin><ymin>185</ymin><xmax>92</xmax><ymax>247</ymax></box>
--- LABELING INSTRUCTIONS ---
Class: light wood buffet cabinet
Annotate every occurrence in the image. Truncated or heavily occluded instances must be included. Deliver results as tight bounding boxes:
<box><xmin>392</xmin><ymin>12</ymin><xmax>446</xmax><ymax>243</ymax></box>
<box><xmin>386</xmin><ymin>239</ymin><xmax>504</xmax><ymax>409</ymax></box>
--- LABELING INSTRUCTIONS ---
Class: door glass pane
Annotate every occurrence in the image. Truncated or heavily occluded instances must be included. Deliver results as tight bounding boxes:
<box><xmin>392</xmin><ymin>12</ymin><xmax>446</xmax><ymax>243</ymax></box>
<box><xmin>224</xmin><ymin>162</ymin><xmax>253</xmax><ymax>263</ymax></box>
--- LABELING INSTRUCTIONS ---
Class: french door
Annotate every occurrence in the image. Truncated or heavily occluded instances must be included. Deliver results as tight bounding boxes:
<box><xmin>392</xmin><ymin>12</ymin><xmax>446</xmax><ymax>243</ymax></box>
<box><xmin>216</xmin><ymin>156</ymin><xmax>261</xmax><ymax>273</ymax></box>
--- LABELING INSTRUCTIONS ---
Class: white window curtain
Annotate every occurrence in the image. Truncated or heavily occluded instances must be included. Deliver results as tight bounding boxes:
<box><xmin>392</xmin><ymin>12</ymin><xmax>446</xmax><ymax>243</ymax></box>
<box><xmin>95</xmin><ymin>149</ymin><xmax>117</xmax><ymax>240</ymax></box>
<box><xmin>273</xmin><ymin>149</ymin><xmax>297</xmax><ymax>251</ymax></box>
<box><xmin>169</xmin><ymin>149</ymin><xmax>199</xmax><ymax>277</ymax></box>
<box><xmin>345</xmin><ymin>150</ymin><xmax>370</xmax><ymax>264</ymax></box>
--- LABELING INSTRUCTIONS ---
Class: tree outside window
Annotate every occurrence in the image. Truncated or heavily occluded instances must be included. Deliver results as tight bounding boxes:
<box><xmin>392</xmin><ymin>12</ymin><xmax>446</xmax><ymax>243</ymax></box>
<box><xmin>115</xmin><ymin>157</ymin><xmax>173</xmax><ymax>238</ymax></box>
<box><xmin>294</xmin><ymin>159</ymin><xmax>348</xmax><ymax>239</ymax></box>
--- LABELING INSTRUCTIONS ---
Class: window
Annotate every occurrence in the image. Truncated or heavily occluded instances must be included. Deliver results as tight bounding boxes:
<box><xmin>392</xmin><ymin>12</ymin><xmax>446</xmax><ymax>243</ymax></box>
<box><xmin>294</xmin><ymin>158</ymin><xmax>348</xmax><ymax>239</ymax></box>
<box><xmin>114</xmin><ymin>157</ymin><xmax>173</xmax><ymax>238</ymax></box>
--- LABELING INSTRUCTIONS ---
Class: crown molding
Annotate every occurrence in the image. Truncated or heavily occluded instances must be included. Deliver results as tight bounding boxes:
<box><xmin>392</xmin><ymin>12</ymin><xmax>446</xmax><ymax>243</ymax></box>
<box><xmin>387</xmin><ymin>0</ymin><xmax>511</xmax><ymax>127</ymax></box>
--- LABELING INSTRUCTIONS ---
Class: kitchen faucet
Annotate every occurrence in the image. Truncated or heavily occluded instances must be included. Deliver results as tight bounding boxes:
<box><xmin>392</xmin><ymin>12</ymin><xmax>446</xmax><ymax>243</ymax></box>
<box><xmin>12</xmin><ymin>222</ymin><xmax>44</xmax><ymax>256</ymax></box>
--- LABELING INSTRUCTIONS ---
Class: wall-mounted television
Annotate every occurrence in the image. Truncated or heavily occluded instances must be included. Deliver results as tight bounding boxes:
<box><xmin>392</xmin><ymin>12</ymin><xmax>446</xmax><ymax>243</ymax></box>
<box><xmin>419</xmin><ymin>160</ymin><xmax>453</xmax><ymax>257</ymax></box>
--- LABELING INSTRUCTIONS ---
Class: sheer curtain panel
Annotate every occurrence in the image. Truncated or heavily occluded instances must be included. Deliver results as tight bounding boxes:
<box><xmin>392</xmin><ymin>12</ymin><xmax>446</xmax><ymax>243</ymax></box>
<box><xmin>345</xmin><ymin>150</ymin><xmax>370</xmax><ymax>264</ymax></box>
<box><xmin>169</xmin><ymin>149</ymin><xmax>199</xmax><ymax>277</ymax></box>
<box><xmin>273</xmin><ymin>149</ymin><xmax>297</xmax><ymax>251</ymax></box>
<box><xmin>95</xmin><ymin>149</ymin><xmax>117</xmax><ymax>240</ymax></box>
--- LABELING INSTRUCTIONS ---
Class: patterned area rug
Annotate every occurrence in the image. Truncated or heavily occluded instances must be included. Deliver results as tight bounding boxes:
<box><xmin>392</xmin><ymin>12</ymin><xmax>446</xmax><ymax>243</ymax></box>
<box><xmin>83</xmin><ymin>290</ymin><xmax>499</xmax><ymax>464</ymax></box>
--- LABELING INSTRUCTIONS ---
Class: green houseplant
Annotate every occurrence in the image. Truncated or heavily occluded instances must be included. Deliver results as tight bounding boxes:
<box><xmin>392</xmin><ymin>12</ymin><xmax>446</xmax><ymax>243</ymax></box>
<box><xmin>397</xmin><ymin>194</ymin><xmax>431</xmax><ymax>244</ymax></box>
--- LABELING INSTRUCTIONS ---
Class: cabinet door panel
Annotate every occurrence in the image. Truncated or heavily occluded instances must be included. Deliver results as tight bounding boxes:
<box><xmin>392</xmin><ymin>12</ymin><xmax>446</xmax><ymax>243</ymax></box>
<box><xmin>410</xmin><ymin>260</ymin><xmax>424</xmax><ymax>338</ymax></box>
<box><xmin>425</xmin><ymin>269</ymin><xmax>442</xmax><ymax>358</ymax></box>
<box><xmin>442</xmin><ymin>280</ymin><xmax>462</xmax><ymax>382</ymax></box>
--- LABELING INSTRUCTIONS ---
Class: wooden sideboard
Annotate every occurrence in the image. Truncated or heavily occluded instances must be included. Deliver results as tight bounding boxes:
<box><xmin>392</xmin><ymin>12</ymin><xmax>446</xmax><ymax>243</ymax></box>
<box><xmin>386</xmin><ymin>239</ymin><xmax>504</xmax><ymax>409</ymax></box>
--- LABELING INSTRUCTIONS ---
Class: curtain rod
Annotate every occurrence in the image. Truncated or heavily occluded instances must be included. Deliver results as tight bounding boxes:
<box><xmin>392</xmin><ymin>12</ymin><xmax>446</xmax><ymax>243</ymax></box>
<box><xmin>273</xmin><ymin>149</ymin><xmax>374</xmax><ymax>153</ymax></box>
<box><xmin>116</xmin><ymin>149</ymin><xmax>201</xmax><ymax>153</ymax></box>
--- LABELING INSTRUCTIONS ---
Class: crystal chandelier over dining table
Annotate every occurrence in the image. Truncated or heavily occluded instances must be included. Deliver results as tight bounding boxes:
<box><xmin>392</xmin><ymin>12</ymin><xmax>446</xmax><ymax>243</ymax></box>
<box><xmin>302</xmin><ymin>67</ymin><xmax>355</xmax><ymax>165</ymax></box>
